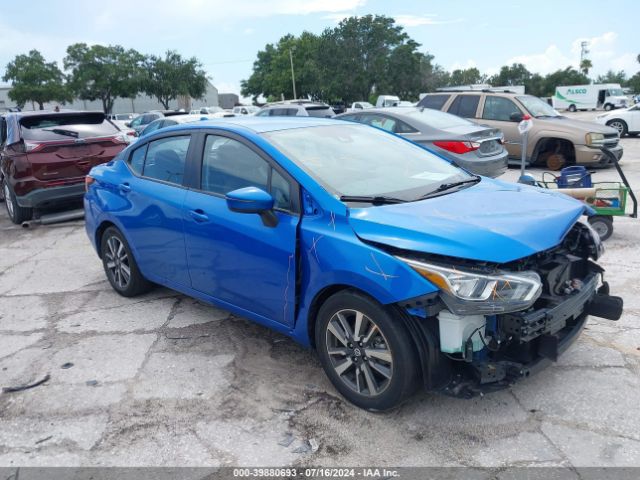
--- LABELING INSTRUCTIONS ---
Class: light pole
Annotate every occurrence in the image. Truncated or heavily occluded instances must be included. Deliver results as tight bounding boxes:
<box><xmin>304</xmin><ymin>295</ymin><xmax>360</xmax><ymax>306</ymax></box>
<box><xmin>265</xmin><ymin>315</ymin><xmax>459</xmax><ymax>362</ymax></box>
<box><xmin>289</xmin><ymin>48</ymin><xmax>297</xmax><ymax>100</ymax></box>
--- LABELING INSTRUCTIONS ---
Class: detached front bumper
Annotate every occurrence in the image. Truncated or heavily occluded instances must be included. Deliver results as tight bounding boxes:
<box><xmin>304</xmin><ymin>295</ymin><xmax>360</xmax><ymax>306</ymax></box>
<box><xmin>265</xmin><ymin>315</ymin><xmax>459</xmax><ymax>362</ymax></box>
<box><xmin>441</xmin><ymin>273</ymin><xmax>623</xmax><ymax>398</ymax></box>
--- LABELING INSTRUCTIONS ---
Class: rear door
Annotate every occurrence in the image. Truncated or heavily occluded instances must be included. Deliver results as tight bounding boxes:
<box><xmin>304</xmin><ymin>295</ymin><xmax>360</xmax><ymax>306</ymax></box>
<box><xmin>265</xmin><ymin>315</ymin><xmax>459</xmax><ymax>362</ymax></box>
<box><xmin>446</xmin><ymin>94</ymin><xmax>481</xmax><ymax>119</ymax></box>
<box><xmin>418</xmin><ymin>94</ymin><xmax>452</xmax><ymax>111</ymax></box>
<box><xmin>478</xmin><ymin>95</ymin><xmax>524</xmax><ymax>158</ymax></box>
<box><xmin>19</xmin><ymin>112</ymin><xmax>126</xmax><ymax>183</ymax></box>
<box><xmin>118</xmin><ymin>133</ymin><xmax>193</xmax><ymax>285</ymax></box>
<box><xmin>182</xmin><ymin>131</ymin><xmax>300</xmax><ymax>326</ymax></box>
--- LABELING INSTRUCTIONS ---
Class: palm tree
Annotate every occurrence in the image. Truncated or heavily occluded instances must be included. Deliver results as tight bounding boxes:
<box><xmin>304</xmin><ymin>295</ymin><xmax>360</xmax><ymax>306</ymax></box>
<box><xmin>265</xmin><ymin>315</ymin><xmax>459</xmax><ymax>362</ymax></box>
<box><xmin>580</xmin><ymin>58</ymin><xmax>593</xmax><ymax>76</ymax></box>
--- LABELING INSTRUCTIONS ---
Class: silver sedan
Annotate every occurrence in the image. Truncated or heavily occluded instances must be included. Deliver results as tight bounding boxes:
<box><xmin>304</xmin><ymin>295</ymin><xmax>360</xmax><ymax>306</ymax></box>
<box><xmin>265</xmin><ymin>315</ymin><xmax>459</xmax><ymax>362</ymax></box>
<box><xmin>337</xmin><ymin>107</ymin><xmax>508</xmax><ymax>178</ymax></box>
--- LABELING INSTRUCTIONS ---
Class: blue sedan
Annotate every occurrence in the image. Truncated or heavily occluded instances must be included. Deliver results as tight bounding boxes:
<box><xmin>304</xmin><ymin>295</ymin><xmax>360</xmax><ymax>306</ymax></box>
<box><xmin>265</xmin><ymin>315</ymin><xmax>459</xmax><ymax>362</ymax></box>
<box><xmin>84</xmin><ymin>117</ymin><xmax>621</xmax><ymax>410</ymax></box>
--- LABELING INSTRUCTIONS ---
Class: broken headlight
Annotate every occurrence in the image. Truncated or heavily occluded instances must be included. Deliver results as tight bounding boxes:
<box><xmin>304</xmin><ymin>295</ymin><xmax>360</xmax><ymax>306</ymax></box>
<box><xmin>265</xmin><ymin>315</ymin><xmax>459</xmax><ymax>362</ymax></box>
<box><xmin>398</xmin><ymin>257</ymin><xmax>542</xmax><ymax>315</ymax></box>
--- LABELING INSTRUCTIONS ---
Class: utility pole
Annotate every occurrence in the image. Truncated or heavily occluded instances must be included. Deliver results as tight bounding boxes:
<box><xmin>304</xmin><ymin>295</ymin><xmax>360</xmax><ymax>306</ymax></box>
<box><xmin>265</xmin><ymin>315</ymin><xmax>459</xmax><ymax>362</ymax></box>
<box><xmin>580</xmin><ymin>41</ymin><xmax>589</xmax><ymax>63</ymax></box>
<box><xmin>289</xmin><ymin>48</ymin><xmax>297</xmax><ymax>100</ymax></box>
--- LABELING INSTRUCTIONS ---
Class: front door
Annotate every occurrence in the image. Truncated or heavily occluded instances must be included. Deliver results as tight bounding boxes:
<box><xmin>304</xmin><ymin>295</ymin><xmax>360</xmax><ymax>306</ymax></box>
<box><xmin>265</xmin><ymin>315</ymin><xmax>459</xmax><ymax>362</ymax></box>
<box><xmin>478</xmin><ymin>96</ymin><xmax>524</xmax><ymax>159</ymax></box>
<box><xmin>183</xmin><ymin>133</ymin><xmax>300</xmax><ymax>326</ymax></box>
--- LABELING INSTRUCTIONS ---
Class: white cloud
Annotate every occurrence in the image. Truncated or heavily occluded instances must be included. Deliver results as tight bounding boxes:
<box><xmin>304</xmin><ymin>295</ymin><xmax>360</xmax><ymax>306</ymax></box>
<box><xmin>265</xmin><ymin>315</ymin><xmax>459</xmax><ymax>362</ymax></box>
<box><xmin>243</xmin><ymin>28</ymin><xmax>255</xmax><ymax>35</ymax></box>
<box><xmin>504</xmin><ymin>31</ymin><xmax>638</xmax><ymax>76</ymax></box>
<box><xmin>448</xmin><ymin>59</ymin><xmax>478</xmax><ymax>71</ymax></box>
<box><xmin>394</xmin><ymin>14</ymin><xmax>464</xmax><ymax>27</ymax></box>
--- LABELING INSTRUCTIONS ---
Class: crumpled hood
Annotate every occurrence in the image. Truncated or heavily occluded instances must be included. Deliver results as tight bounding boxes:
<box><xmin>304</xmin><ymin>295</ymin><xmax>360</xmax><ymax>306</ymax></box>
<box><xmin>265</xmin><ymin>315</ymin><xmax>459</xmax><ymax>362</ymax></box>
<box><xmin>348</xmin><ymin>178</ymin><xmax>588</xmax><ymax>263</ymax></box>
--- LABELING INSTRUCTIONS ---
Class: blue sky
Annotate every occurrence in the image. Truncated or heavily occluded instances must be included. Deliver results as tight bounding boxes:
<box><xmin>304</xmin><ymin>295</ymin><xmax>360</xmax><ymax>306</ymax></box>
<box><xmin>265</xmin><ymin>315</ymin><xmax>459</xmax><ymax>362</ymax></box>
<box><xmin>1</xmin><ymin>0</ymin><xmax>638</xmax><ymax>98</ymax></box>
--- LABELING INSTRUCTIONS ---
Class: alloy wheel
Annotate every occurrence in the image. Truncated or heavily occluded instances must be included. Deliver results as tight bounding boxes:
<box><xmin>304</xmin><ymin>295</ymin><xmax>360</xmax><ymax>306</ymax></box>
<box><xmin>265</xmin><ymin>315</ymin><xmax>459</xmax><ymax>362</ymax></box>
<box><xmin>609</xmin><ymin>121</ymin><xmax>624</xmax><ymax>135</ymax></box>
<box><xmin>105</xmin><ymin>235</ymin><xmax>131</xmax><ymax>289</ymax></box>
<box><xmin>325</xmin><ymin>309</ymin><xmax>393</xmax><ymax>397</ymax></box>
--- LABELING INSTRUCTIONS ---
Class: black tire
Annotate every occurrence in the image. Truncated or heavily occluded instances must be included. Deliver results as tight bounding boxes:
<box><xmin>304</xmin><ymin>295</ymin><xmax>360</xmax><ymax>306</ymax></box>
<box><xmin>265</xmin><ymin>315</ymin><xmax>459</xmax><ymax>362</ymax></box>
<box><xmin>2</xmin><ymin>178</ymin><xmax>33</xmax><ymax>224</ymax></box>
<box><xmin>606</xmin><ymin>119</ymin><xmax>628</xmax><ymax>136</ymax></box>
<box><xmin>568</xmin><ymin>104</ymin><xmax>577</xmax><ymax>112</ymax></box>
<box><xmin>100</xmin><ymin>226</ymin><xmax>152</xmax><ymax>297</ymax></box>
<box><xmin>604</xmin><ymin>103</ymin><xmax>613</xmax><ymax>111</ymax></box>
<box><xmin>588</xmin><ymin>215</ymin><xmax>614</xmax><ymax>241</ymax></box>
<box><xmin>315</xmin><ymin>290</ymin><xmax>418</xmax><ymax>411</ymax></box>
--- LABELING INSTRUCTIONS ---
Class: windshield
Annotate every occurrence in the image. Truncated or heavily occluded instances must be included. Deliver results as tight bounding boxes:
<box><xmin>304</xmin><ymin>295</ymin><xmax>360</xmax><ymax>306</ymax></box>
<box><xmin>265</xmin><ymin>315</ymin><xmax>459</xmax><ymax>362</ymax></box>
<box><xmin>263</xmin><ymin>124</ymin><xmax>469</xmax><ymax>200</ymax></box>
<box><xmin>358</xmin><ymin>102</ymin><xmax>373</xmax><ymax>108</ymax></box>
<box><xmin>608</xmin><ymin>88</ymin><xmax>624</xmax><ymax>96</ymax></box>
<box><xmin>516</xmin><ymin>95</ymin><xmax>561</xmax><ymax>117</ymax></box>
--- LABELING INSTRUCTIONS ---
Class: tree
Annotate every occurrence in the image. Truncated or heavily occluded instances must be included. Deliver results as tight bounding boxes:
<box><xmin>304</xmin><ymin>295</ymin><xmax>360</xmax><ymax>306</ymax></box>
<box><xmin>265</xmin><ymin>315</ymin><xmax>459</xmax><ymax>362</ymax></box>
<box><xmin>64</xmin><ymin>43</ymin><xmax>144</xmax><ymax>113</ymax></box>
<box><xmin>596</xmin><ymin>70</ymin><xmax>627</xmax><ymax>84</ymax></box>
<box><xmin>542</xmin><ymin>67</ymin><xmax>590</xmax><ymax>97</ymax></box>
<box><xmin>489</xmin><ymin>63</ymin><xmax>531</xmax><ymax>87</ymax></box>
<box><xmin>448</xmin><ymin>67</ymin><xmax>484</xmax><ymax>86</ymax></box>
<box><xmin>143</xmin><ymin>51</ymin><xmax>208</xmax><ymax>109</ymax></box>
<box><xmin>627</xmin><ymin>72</ymin><xmax>640</xmax><ymax>93</ymax></box>
<box><xmin>2</xmin><ymin>50</ymin><xmax>71</xmax><ymax>109</ymax></box>
<box><xmin>579</xmin><ymin>58</ymin><xmax>593</xmax><ymax>76</ymax></box>
<box><xmin>242</xmin><ymin>15</ymin><xmax>425</xmax><ymax>104</ymax></box>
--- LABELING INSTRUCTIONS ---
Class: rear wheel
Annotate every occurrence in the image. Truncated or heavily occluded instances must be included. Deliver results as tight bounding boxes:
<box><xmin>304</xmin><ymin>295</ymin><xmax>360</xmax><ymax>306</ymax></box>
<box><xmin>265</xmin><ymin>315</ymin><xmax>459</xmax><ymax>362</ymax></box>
<box><xmin>538</xmin><ymin>151</ymin><xmax>567</xmax><ymax>171</ymax></box>
<box><xmin>606</xmin><ymin>119</ymin><xmax>628</xmax><ymax>136</ymax></box>
<box><xmin>588</xmin><ymin>215</ymin><xmax>614</xmax><ymax>241</ymax></box>
<box><xmin>2</xmin><ymin>178</ymin><xmax>33</xmax><ymax>224</ymax></box>
<box><xmin>315</xmin><ymin>290</ymin><xmax>418</xmax><ymax>411</ymax></box>
<box><xmin>100</xmin><ymin>226</ymin><xmax>152</xmax><ymax>297</ymax></box>
<box><xmin>568</xmin><ymin>104</ymin><xmax>577</xmax><ymax>112</ymax></box>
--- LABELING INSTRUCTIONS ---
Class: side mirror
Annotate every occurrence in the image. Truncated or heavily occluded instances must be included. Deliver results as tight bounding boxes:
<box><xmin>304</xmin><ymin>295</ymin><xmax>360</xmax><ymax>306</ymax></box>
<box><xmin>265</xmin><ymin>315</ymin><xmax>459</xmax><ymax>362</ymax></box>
<box><xmin>225</xmin><ymin>187</ymin><xmax>278</xmax><ymax>227</ymax></box>
<box><xmin>510</xmin><ymin>112</ymin><xmax>524</xmax><ymax>122</ymax></box>
<box><xmin>124</xmin><ymin>122</ymin><xmax>131</xmax><ymax>128</ymax></box>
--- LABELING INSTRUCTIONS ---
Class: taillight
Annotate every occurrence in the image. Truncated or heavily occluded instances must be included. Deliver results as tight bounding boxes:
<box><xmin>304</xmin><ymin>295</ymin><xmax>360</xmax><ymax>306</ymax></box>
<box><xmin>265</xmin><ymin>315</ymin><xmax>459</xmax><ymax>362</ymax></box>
<box><xmin>433</xmin><ymin>140</ymin><xmax>480</xmax><ymax>155</ymax></box>
<box><xmin>24</xmin><ymin>141</ymin><xmax>47</xmax><ymax>153</ymax></box>
<box><xmin>85</xmin><ymin>176</ymin><xmax>95</xmax><ymax>192</ymax></box>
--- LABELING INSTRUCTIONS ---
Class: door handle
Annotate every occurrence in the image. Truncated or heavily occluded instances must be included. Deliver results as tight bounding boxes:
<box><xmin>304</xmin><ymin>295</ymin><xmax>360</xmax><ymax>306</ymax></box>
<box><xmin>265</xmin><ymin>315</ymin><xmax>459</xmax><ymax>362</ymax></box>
<box><xmin>189</xmin><ymin>209</ymin><xmax>209</xmax><ymax>223</ymax></box>
<box><xmin>119</xmin><ymin>183</ymin><xmax>131</xmax><ymax>193</ymax></box>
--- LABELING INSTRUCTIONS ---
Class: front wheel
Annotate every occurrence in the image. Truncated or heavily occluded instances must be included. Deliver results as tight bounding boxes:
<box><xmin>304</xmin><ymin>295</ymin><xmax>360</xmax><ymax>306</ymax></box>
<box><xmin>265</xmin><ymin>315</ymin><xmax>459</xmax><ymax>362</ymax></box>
<box><xmin>315</xmin><ymin>290</ymin><xmax>418</xmax><ymax>411</ymax></box>
<box><xmin>2</xmin><ymin>178</ymin><xmax>33</xmax><ymax>224</ymax></box>
<box><xmin>606</xmin><ymin>119</ymin><xmax>628</xmax><ymax>136</ymax></box>
<box><xmin>588</xmin><ymin>215</ymin><xmax>614</xmax><ymax>241</ymax></box>
<box><xmin>100</xmin><ymin>226</ymin><xmax>152</xmax><ymax>297</ymax></box>
<box><xmin>604</xmin><ymin>103</ymin><xmax>613</xmax><ymax>111</ymax></box>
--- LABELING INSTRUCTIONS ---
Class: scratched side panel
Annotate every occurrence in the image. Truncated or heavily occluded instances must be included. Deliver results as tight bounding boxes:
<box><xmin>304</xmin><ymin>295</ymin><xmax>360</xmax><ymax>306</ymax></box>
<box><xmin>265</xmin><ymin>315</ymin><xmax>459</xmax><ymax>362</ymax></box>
<box><xmin>291</xmin><ymin>206</ymin><xmax>437</xmax><ymax>346</ymax></box>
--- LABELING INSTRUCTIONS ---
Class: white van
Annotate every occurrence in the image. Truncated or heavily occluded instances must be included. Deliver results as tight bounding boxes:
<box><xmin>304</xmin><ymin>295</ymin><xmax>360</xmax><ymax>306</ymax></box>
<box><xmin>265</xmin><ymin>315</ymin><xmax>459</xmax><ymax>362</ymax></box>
<box><xmin>552</xmin><ymin>84</ymin><xmax>628</xmax><ymax>112</ymax></box>
<box><xmin>375</xmin><ymin>95</ymin><xmax>400</xmax><ymax>107</ymax></box>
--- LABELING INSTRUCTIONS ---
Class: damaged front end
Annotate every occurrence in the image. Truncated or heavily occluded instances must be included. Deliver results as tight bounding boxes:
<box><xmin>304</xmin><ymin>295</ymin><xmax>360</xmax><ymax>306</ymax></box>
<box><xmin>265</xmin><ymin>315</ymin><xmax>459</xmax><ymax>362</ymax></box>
<box><xmin>395</xmin><ymin>221</ymin><xmax>623</xmax><ymax>398</ymax></box>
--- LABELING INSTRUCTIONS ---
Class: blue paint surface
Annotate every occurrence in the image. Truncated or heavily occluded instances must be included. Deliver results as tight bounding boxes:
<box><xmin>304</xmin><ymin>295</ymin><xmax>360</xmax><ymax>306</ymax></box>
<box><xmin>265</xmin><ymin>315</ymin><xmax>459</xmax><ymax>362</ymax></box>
<box><xmin>85</xmin><ymin>118</ymin><xmax>588</xmax><ymax>347</ymax></box>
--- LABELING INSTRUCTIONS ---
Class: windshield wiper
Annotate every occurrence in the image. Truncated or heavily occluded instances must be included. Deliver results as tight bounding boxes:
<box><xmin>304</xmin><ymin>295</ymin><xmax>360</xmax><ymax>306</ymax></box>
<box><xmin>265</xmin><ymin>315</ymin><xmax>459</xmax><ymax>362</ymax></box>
<box><xmin>418</xmin><ymin>176</ymin><xmax>481</xmax><ymax>199</ymax></box>
<box><xmin>43</xmin><ymin>128</ymin><xmax>79</xmax><ymax>138</ymax></box>
<box><xmin>339</xmin><ymin>195</ymin><xmax>406</xmax><ymax>205</ymax></box>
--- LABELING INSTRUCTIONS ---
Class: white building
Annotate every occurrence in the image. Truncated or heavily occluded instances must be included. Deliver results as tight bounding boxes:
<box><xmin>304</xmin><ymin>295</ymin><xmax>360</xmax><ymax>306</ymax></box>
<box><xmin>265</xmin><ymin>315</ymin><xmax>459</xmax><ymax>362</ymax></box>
<box><xmin>0</xmin><ymin>81</ymin><xmax>218</xmax><ymax>113</ymax></box>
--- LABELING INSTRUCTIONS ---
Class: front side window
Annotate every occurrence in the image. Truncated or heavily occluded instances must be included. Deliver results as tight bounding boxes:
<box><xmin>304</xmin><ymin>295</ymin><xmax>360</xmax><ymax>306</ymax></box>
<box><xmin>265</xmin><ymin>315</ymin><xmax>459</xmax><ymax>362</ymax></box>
<box><xmin>482</xmin><ymin>96</ymin><xmax>521</xmax><ymax>122</ymax></box>
<box><xmin>142</xmin><ymin>135</ymin><xmax>190</xmax><ymax>185</ymax></box>
<box><xmin>263</xmin><ymin>124</ymin><xmax>467</xmax><ymax>200</ymax></box>
<box><xmin>129</xmin><ymin>144</ymin><xmax>146</xmax><ymax>175</ymax></box>
<box><xmin>360</xmin><ymin>114</ymin><xmax>397</xmax><ymax>132</ymax></box>
<box><xmin>201</xmin><ymin>135</ymin><xmax>293</xmax><ymax>211</ymax></box>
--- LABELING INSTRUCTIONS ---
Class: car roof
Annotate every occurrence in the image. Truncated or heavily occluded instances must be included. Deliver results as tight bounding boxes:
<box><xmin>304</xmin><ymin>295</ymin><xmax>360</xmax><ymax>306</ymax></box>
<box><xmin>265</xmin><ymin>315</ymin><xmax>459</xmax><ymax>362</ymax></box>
<box><xmin>3</xmin><ymin>109</ymin><xmax>104</xmax><ymax>118</ymax></box>
<box><xmin>157</xmin><ymin>116</ymin><xmax>347</xmax><ymax>135</ymax></box>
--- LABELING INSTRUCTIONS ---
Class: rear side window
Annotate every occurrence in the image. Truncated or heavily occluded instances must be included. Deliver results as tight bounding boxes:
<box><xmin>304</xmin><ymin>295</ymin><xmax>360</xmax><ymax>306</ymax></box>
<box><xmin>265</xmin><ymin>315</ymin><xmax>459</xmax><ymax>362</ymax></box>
<box><xmin>419</xmin><ymin>94</ymin><xmax>451</xmax><ymax>110</ymax></box>
<box><xmin>448</xmin><ymin>95</ymin><xmax>480</xmax><ymax>118</ymax></box>
<box><xmin>19</xmin><ymin>113</ymin><xmax>118</xmax><ymax>141</ymax></box>
<box><xmin>201</xmin><ymin>135</ymin><xmax>293</xmax><ymax>211</ymax></box>
<box><xmin>141</xmin><ymin>135</ymin><xmax>190</xmax><ymax>185</ymax></box>
<box><xmin>305</xmin><ymin>107</ymin><xmax>334</xmax><ymax>118</ymax></box>
<box><xmin>129</xmin><ymin>144</ymin><xmax>146</xmax><ymax>175</ymax></box>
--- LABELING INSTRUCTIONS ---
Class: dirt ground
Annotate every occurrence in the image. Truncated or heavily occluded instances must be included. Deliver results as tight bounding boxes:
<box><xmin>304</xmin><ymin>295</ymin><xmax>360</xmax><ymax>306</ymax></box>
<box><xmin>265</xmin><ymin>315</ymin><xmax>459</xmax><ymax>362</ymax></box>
<box><xmin>0</xmin><ymin>111</ymin><xmax>639</xmax><ymax>473</ymax></box>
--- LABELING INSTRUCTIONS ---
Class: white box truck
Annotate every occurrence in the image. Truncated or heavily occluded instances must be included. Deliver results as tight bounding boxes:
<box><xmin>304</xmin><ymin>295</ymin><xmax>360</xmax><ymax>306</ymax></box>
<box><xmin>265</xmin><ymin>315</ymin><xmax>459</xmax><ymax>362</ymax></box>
<box><xmin>553</xmin><ymin>84</ymin><xmax>628</xmax><ymax>112</ymax></box>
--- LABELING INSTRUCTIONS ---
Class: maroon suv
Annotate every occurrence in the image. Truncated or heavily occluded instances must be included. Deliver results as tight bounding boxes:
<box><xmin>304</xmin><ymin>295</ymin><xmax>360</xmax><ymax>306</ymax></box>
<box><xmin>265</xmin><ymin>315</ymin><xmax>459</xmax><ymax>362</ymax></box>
<box><xmin>0</xmin><ymin>110</ymin><xmax>128</xmax><ymax>224</ymax></box>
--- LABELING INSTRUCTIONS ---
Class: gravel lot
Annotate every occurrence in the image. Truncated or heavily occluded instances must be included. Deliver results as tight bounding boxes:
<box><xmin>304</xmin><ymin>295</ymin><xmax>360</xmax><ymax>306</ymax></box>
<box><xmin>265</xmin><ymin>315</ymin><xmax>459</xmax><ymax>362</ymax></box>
<box><xmin>0</xmin><ymin>111</ymin><xmax>639</xmax><ymax>473</ymax></box>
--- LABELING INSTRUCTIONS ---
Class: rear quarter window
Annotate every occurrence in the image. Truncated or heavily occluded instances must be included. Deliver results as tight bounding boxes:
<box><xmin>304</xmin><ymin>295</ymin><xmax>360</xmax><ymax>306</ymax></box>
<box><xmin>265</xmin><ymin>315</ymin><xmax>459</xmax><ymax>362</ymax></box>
<box><xmin>306</xmin><ymin>107</ymin><xmax>335</xmax><ymax>118</ymax></box>
<box><xmin>418</xmin><ymin>94</ymin><xmax>451</xmax><ymax>110</ymax></box>
<box><xmin>19</xmin><ymin>113</ymin><xmax>118</xmax><ymax>141</ymax></box>
<box><xmin>447</xmin><ymin>95</ymin><xmax>480</xmax><ymax>118</ymax></box>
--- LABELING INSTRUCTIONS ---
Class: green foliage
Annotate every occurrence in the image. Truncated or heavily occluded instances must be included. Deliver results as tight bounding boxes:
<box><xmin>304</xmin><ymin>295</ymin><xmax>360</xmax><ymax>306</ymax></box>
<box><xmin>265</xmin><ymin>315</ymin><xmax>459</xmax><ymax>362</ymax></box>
<box><xmin>489</xmin><ymin>63</ymin><xmax>531</xmax><ymax>87</ymax></box>
<box><xmin>143</xmin><ymin>51</ymin><xmax>209</xmax><ymax>109</ymax></box>
<box><xmin>540</xmin><ymin>67</ymin><xmax>590</xmax><ymax>97</ymax></box>
<box><xmin>241</xmin><ymin>15</ymin><xmax>443</xmax><ymax>104</ymax></box>
<box><xmin>448</xmin><ymin>68</ymin><xmax>484</xmax><ymax>86</ymax></box>
<box><xmin>2</xmin><ymin>50</ymin><xmax>71</xmax><ymax>109</ymax></box>
<box><xmin>64</xmin><ymin>43</ymin><xmax>144</xmax><ymax>113</ymax></box>
<box><xmin>579</xmin><ymin>58</ymin><xmax>593</xmax><ymax>75</ymax></box>
<box><xmin>626</xmin><ymin>72</ymin><xmax>640</xmax><ymax>93</ymax></box>
<box><xmin>595</xmin><ymin>70</ymin><xmax>627</xmax><ymax>85</ymax></box>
